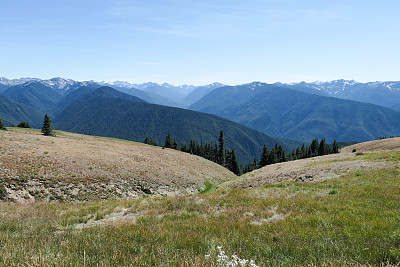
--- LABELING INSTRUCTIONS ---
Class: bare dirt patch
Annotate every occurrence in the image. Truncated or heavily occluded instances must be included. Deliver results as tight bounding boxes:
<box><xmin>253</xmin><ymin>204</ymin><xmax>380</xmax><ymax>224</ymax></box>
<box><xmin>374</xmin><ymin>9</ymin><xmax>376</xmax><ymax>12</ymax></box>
<box><xmin>0</xmin><ymin>128</ymin><xmax>234</xmax><ymax>202</ymax></box>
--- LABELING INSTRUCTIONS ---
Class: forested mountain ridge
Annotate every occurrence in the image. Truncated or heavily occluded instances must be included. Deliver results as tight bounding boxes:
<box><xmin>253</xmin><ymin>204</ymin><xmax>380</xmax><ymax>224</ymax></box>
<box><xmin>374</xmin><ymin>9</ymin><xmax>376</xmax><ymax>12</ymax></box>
<box><xmin>3</xmin><ymin>82</ymin><xmax>63</xmax><ymax>113</ymax></box>
<box><xmin>0</xmin><ymin>95</ymin><xmax>44</xmax><ymax>128</ymax></box>
<box><xmin>189</xmin><ymin>82</ymin><xmax>400</xmax><ymax>142</ymax></box>
<box><xmin>279</xmin><ymin>80</ymin><xmax>400</xmax><ymax>111</ymax></box>
<box><xmin>53</xmin><ymin>87</ymin><xmax>301</xmax><ymax>165</ymax></box>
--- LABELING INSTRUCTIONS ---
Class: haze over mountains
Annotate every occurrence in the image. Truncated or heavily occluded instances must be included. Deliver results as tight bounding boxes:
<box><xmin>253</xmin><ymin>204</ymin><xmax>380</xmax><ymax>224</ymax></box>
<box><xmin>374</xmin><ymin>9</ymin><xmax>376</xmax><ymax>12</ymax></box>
<box><xmin>1</xmin><ymin>77</ymin><xmax>399</xmax><ymax>162</ymax></box>
<box><xmin>278</xmin><ymin>80</ymin><xmax>400</xmax><ymax>111</ymax></box>
<box><xmin>189</xmin><ymin>82</ymin><xmax>400</xmax><ymax>142</ymax></box>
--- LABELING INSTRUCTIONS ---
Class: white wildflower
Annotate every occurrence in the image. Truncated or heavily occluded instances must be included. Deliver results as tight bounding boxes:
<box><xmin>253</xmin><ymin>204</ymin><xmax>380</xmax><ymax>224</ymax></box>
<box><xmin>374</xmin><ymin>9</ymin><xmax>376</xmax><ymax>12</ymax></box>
<box><xmin>206</xmin><ymin>246</ymin><xmax>259</xmax><ymax>267</ymax></box>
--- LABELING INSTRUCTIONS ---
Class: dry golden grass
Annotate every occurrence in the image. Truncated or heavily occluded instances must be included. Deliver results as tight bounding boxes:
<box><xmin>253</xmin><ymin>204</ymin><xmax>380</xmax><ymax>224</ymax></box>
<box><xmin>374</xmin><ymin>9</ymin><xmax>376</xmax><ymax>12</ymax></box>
<box><xmin>0</xmin><ymin>128</ymin><xmax>234</xmax><ymax>202</ymax></box>
<box><xmin>342</xmin><ymin>137</ymin><xmax>400</xmax><ymax>153</ymax></box>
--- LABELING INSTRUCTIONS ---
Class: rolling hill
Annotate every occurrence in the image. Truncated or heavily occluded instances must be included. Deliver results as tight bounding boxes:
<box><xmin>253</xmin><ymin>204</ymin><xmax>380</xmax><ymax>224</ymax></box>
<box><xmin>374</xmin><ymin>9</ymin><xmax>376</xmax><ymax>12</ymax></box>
<box><xmin>1</xmin><ymin>131</ymin><xmax>399</xmax><ymax>266</ymax></box>
<box><xmin>0</xmin><ymin>127</ymin><xmax>234</xmax><ymax>202</ymax></box>
<box><xmin>53</xmin><ymin>87</ymin><xmax>301</xmax><ymax>165</ymax></box>
<box><xmin>189</xmin><ymin>82</ymin><xmax>400</xmax><ymax>142</ymax></box>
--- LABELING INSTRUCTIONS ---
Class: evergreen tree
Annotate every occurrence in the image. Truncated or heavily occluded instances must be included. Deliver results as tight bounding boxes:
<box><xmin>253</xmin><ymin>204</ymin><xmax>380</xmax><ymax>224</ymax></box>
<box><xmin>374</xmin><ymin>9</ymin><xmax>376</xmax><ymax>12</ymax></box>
<box><xmin>259</xmin><ymin>144</ymin><xmax>269</xmax><ymax>167</ymax></box>
<box><xmin>277</xmin><ymin>145</ymin><xmax>286</xmax><ymax>162</ymax></box>
<box><xmin>310</xmin><ymin>139</ymin><xmax>319</xmax><ymax>157</ymax></box>
<box><xmin>218</xmin><ymin>130</ymin><xmax>225</xmax><ymax>166</ymax></box>
<box><xmin>165</xmin><ymin>132</ymin><xmax>173</xmax><ymax>148</ymax></box>
<box><xmin>332</xmin><ymin>140</ymin><xmax>339</xmax><ymax>153</ymax></box>
<box><xmin>172</xmin><ymin>139</ymin><xmax>178</xmax><ymax>150</ymax></box>
<box><xmin>229</xmin><ymin>148</ymin><xmax>242</xmax><ymax>175</ymax></box>
<box><xmin>318</xmin><ymin>138</ymin><xmax>327</xmax><ymax>156</ymax></box>
<box><xmin>180</xmin><ymin>143</ymin><xmax>189</xmax><ymax>153</ymax></box>
<box><xmin>0</xmin><ymin>118</ymin><xmax>6</xmax><ymax>130</ymax></box>
<box><xmin>300</xmin><ymin>143</ymin><xmax>306</xmax><ymax>158</ymax></box>
<box><xmin>144</xmin><ymin>136</ymin><xmax>151</xmax><ymax>145</ymax></box>
<box><xmin>41</xmin><ymin>114</ymin><xmax>54</xmax><ymax>136</ymax></box>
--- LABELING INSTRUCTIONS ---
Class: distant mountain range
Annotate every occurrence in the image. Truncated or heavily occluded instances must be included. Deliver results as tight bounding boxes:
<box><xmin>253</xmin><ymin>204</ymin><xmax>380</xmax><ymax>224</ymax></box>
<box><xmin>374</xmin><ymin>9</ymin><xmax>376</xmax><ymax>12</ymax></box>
<box><xmin>277</xmin><ymin>80</ymin><xmax>400</xmax><ymax>111</ymax></box>
<box><xmin>1</xmin><ymin>76</ymin><xmax>399</xmax><ymax>147</ymax></box>
<box><xmin>189</xmin><ymin>82</ymin><xmax>400</xmax><ymax>142</ymax></box>
<box><xmin>0</xmin><ymin>77</ymin><xmax>225</xmax><ymax>107</ymax></box>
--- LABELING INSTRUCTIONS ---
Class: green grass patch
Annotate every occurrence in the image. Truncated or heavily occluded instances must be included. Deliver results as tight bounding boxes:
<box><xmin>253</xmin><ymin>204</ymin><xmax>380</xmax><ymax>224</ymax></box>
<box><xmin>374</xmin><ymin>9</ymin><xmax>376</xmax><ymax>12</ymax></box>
<box><xmin>199</xmin><ymin>181</ymin><xmax>218</xmax><ymax>194</ymax></box>
<box><xmin>0</xmin><ymin>168</ymin><xmax>400</xmax><ymax>266</ymax></box>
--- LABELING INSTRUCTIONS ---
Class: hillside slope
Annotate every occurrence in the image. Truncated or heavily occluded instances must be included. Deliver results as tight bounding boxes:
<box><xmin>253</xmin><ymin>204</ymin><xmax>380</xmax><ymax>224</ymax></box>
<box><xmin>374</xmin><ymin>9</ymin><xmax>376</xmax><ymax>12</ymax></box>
<box><xmin>0</xmin><ymin>128</ymin><xmax>234</xmax><ymax>202</ymax></box>
<box><xmin>0</xmin><ymin>95</ymin><xmax>44</xmax><ymax>128</ymax></box>
<box><xmin>50</xmin><ymin>86</ymin><xmax>146</xmax><ymax>116</ymax></box>
<box><xmin>53</xmin><ymin>87</ymin><xmax>301</xmax><ymax>164</ymax></box>
<box><xmin>111</xmin><ymin>86</ymin><xmax>183</xmax><ymax>107</ymax></box>
<box><xmin>282</xmin><ymin>80</ymin><xmax>400</xmax><ymax>111</ymax></box>
<box><xmin>190</xmin><ymin>82</ymin><xmax>400</xmax><ymax>142</ymax></box>
<box><xmin>2</xmin><ymin>81</ymin><xmax>63</xmax><ymax>112</ymax></box>
<box><xmin>1</xmin><ymin>136</ymin><xmax>399</xmax><ymax>266</ymax></box>
<box><xmin>222</xmin><ymin>137</ymin><xmax>400</xmax><ymax>189</ymax></box>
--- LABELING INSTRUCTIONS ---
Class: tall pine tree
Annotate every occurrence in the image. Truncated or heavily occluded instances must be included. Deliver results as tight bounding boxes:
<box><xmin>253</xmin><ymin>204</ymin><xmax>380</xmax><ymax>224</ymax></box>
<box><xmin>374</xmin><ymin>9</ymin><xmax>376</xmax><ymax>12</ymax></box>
<box><xmin>332</xmin><ymin>140</ymin><xmax>339</xmax><ymax>153</ymax></box>
<box><xmin>41</xmin><ymin>114</ymin><xmax>54</xmax><ymax>136</ymax></box>
<box><xmin>259</xmin><ymin>144</ymin><xmax>269</xmax><ymax>167</ymax></box>
<box><xmin>165</xmin><ymin>132</ymin><xmax>173</xmax><ymax>148</ymax></box>
<box><xmin>229</xmin><ymin>148</ymin><xmax>242</xmax><ymax>175</ymax></box>
<box><xmin>218</xmin><ymin>130</ymin><xmax>225</xmax><ymax>166</ymax></box>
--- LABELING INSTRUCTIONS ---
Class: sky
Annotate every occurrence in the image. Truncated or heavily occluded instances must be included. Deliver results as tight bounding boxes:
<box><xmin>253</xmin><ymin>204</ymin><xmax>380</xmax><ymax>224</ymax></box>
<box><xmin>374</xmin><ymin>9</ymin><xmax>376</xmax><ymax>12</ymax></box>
<box><xmin>1</xmin><ymin>0</ymin><xmax>399</xmax><ymax>85</ymax></box>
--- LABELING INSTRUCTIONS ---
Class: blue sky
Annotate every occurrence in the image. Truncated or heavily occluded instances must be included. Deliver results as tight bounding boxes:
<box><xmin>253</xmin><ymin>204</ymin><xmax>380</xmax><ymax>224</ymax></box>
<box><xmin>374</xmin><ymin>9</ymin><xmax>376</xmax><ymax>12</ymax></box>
<box><xmin>1</xmin><ymin>0</ymin><xmax>399</xmax><ymax>85</ymax></box>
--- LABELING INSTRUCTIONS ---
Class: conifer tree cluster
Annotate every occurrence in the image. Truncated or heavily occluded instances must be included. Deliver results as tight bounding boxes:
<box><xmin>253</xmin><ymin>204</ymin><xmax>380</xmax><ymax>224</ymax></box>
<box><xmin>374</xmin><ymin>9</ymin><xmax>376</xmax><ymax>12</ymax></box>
<box><xmin>243</xmin><ymin>138</ymin><xmax>340</xmax><ymax>174</ymax></box>
<box><xmin>17</xmin><ymin>121</ymin><xmax>31</xmax><ymax>128</ymax></box>
<box><xmin>144</xmin><ymin>136</ymin><xmax>158</xmax><ymax>146</ymax></box>
<box><xmin>144</xmin><ymin>132</ymin><xmax>339</xmax><ymax>177</ymax></box>
<box><xmin>144</xmin><ymin>130</ymin><xmax>242</xmax><ymax>175</ymax></box>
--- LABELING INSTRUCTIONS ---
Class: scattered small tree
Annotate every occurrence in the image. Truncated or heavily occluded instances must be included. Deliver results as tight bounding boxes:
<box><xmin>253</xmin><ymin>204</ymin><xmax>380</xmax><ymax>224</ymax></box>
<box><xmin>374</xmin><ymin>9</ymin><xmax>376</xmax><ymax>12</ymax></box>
<box><xmin>41</xmin><ymin>114</ymin><xmax>54</xmax><ymax>136</ymax></box>
<box><xmin>17</xmin><ymin>121</ymin><xmax>31</xmax><ymax>128</ymax></box>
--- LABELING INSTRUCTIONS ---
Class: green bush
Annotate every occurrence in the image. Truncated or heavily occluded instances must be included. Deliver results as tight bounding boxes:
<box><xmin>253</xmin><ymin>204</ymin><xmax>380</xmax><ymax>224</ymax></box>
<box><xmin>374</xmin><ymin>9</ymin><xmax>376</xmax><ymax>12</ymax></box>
<box><xmin>17</xmin><ymin>121</ymin><xmax>31</xmax><ymax>128</ymax></box>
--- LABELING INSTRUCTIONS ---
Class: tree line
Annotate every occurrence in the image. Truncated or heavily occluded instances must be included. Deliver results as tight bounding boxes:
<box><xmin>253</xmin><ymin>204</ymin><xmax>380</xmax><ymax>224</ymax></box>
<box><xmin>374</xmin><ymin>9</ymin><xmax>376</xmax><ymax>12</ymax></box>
<box><xmin>243</xmin><ymin>138</ymin><xmax>339</xmax><ymax>173</ymax></box>
<box><xmin>144</xmin><ymin>131</ymin><xmax>340</xmax><ymax>176</ymax></box>
<box><xmin>145</xmin><ymin>130</ymin><xmax>242</xmax><ymax>175</ymax></box>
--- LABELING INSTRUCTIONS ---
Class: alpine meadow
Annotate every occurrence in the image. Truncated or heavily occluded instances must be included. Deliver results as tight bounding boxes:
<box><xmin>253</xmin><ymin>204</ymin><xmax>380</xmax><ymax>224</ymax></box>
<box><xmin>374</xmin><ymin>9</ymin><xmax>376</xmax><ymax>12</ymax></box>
<box><xmin>1</xmin><ymin>0</ymin><xmax>400</xmax><ymax>266</ymax></box>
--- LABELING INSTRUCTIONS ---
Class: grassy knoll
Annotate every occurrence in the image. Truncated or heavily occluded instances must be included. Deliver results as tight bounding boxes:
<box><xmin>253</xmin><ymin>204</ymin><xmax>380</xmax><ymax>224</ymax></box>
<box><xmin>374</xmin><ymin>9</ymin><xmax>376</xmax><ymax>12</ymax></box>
<box><xmin>306</xmin><ymin>150</ymin><xmax>400</xmax><ymax>167</ymax></box>
<box><xmin>1</xmin><ymin>166</ymin><xmax>400</xmax><ymax>266</ymax></box>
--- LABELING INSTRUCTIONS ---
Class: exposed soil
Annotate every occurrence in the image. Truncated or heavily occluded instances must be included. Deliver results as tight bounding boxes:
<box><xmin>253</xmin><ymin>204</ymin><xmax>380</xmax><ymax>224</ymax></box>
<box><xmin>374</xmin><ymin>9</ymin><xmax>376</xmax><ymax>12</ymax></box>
<box><xmin>222</xmin><ymin>138</ymin><xmax>400</xmax><ymax>189</ymax></box>
<box><xmin>0</xmin><ymin>128</ymin><xmax>234</xmax><ymax>202</ymax></box>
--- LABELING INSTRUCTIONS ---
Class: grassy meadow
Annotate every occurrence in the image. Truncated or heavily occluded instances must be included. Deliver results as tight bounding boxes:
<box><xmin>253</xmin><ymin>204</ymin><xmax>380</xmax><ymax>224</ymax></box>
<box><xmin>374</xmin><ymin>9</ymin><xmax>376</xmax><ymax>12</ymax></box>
<box><xmin>1</xmin><ymin>161</ymin><xmax>400</xmax><ymax>266</ymax></box>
